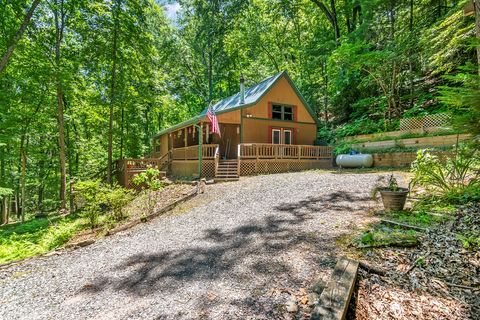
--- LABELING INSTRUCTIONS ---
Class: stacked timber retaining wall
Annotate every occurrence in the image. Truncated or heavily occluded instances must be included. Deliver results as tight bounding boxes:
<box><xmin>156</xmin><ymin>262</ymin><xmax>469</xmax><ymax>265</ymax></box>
<box><xmin>351</xmin><ymin>134</ymin><xmax>470</xmax><ymax>150</ymax></box>
<box><xmin>371</xmin><ymin>151</ymin><xmax>453</xmax><ymax>168</ymax></box>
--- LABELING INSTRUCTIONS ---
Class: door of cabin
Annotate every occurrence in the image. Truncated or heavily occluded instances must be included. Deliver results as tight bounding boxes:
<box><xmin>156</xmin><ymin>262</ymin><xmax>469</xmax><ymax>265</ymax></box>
<box><xmin>271</xmin><ymin>128</ymin><xmax>292</xmax><ymax>145</ymax></box>
<box><xmin>211</xmin><ymin>124</ymin><xmax>240</xmax><ymax>159</ymax></box>
<box><xmin>272</xmin><ymin>128</ymin><xmax>292</xmax><ymax>157</ymax></box>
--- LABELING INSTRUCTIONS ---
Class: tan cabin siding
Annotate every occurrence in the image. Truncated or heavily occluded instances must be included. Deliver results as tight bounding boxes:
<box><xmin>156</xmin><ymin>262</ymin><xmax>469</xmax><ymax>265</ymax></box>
<box><xmin>241</xmin><ymin>76</ymin><xmax>316</xmax><ymax>123</ymax></box>
<box><xmin>242</xmin><ymin>118</ymin><xmax>317</xmax><ymax>145</ymax></box>
<box><xmin>217</xmin><ymin>110</ymin><xmax>240</xmax><ymax>124</ymax></box>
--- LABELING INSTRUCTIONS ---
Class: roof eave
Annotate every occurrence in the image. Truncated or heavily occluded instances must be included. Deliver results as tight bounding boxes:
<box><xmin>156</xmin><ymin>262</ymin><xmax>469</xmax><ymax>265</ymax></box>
<box><xmin>282</xmin><ymin>71</ymin><xmax>321</xmax><ymax>127</ymax></box>
<box><xmin>151</xmin><ymin>115</ymin><xmax>205</xmax><ymax>139</ymax></box>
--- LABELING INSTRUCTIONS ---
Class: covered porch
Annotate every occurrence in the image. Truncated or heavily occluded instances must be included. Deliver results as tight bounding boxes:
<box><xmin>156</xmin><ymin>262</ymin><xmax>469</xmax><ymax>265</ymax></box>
<box><xmin>155</xmin><ymin>122</ymin><xmax>240</xmax><ymax>160</ymax></box>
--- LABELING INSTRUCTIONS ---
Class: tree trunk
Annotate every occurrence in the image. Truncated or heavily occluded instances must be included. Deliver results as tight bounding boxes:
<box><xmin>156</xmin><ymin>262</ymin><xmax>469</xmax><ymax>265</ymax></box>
<box><xmin>475</xmin><ymin>0</ymin><xmax>480</xmax><ymax>74</ymax></box>
<box><xmin>107</xmin><ymin>0</ymin><xmax>120</xmax><ymax>185</ymax></box>
<box><xmin>0</xmin><ymin>0</ymin><xmax>42</xmax><ymax>74</ymax></box>
<box><xmin>20</xmin><ymin>135</ymin><xmax>27</xmax><ymax>222</ymax></box>
<box><xmin>208</xmin><ymin>46</ymin><xmax>213</xmax><ymax>102</ymax></box>
<box><xmin>310</xmin><ymin>0</ymin><xmax>341</xmax><ymax>44</ymax></box>
<box><xmin>0</xmin><ymin>145</ymin><xmax>4</xmax><ymax>186</ymax></box>
<box><xmin>1</xmin><ymin>195</ymin><xmax>10</xmax><ymax>225</ymax></box>
<box><xmin>13</xmin><ymin>193</ymin><xmax>18</xmax><ymax>218</ymax></box>
<box><xmin>1</xmin><ymin>197</ymin><xmax>4</xmax><ymax>224</ymax></box>
<box><xmin>120</xmin><ymin>105</ymin><xmax>124</xmax><ymax>160</ymax></box>
<box><xmin>322</xmin><ymin>60</ymin><xmax>329</xmax><ymax>124</ymax></box>
<box><xmin>54</xmin><ymin>0</ymin><xmax>67</xmax><ymax>210</ymax></box>
<box><xmin>389</xmin><ymin>0</ymin><xmax>396</xmax><ymax>41</ymax></box>
<box><xmin>330</xmin><ymin>0</ymin><xmax>340</xmax><ymax>43</ymax></box>
<box><xmin>408</xmin><ymin>0</ymin><xmax>415</xmax><ymax>108</ymax></box>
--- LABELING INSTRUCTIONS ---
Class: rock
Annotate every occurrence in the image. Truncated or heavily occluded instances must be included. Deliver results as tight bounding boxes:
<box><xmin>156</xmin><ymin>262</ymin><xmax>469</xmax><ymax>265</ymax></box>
<box><xmin>307</xmin><ymin>293</ymin><xmax>319</xmax><ymax>306</ymax></box>
<box><xmin>285</xmin><ymin>300</ymin><xmax>298</xmax><ymax>313</ymax></box>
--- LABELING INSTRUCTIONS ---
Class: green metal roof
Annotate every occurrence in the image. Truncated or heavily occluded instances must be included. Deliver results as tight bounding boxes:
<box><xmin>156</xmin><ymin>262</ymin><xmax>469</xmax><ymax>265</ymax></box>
<box><xmin>152</xmin><ymin>70</ymin><xmax>319</xmax><ymax>138</ymax></box>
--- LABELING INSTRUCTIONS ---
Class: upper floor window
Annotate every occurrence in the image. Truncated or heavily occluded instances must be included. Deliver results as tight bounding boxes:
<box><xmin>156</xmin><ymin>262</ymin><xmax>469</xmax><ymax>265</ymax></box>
<box><xmin>271</xmin><ymin>104</ymin><xmax>294</xmax><ymax>121</ymax></box>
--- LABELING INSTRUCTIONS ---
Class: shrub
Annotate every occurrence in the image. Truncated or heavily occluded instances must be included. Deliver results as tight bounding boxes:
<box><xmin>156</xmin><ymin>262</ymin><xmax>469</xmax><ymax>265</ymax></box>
<box><xmin>132</xmin><ymin>168</ymin><xmax>163</xmax><ymax>217</ymax></box>
<box><xmin>75</xmin><ymin>180</ymin><xmax>103</xmax><ymax>228</ymax></box>
<box><xmin>75</xmin><ymin>180</ymin><xmax>134</xmax><ymax>227</ymax></box>
<box><xmin>102</xmin><ymin>187</ymin><xmax>134</xmax><ymax>221</ymax></box>
<box><xmin>410</xmin><ymin>143</ymin><xmax>480</xmax><ymax>204</ymax></box>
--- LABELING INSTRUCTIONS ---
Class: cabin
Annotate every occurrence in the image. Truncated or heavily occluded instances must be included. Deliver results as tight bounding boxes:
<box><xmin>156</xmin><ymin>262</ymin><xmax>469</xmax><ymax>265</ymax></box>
<box><xmin>117</xmin><ymin>71</ymin><xmax>332</xmax><ymax>186</ymax></box>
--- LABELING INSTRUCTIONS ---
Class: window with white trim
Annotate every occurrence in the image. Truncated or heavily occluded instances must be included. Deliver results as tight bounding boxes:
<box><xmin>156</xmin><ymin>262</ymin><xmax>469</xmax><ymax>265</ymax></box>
<box><xmin>272</xmin><ymin>129</ymin><xmax>281</xmax><ymax>144</ymax></box>
<box><xmin>271</xmin><ymin>104</ymin><xmax>294</xmax><ymax>121</ymax></box>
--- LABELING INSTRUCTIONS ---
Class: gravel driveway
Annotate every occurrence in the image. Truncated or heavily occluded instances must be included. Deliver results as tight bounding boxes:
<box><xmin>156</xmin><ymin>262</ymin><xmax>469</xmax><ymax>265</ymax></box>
<box><xmin>0</xmin><ymin>171</ymin><xmax>398</xmax><ymax>319</ymax></box>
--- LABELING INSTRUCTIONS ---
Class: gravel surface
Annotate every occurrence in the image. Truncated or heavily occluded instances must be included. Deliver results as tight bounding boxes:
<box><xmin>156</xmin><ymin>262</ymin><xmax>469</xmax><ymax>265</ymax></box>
<box><xmin>0</xmin><ymin>171</ymin><xmax>395</xmax><ymax>319</ymax></box>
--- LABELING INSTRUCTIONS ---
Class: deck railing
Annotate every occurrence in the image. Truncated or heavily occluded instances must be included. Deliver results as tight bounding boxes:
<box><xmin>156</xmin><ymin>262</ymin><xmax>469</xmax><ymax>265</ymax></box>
<box><xmin>171</xmin><ymin>144</ymin><xmax>218</xmax><ymax>160</ymax></box>
<box><xmin>116</xmin><ymin>158</ymin><xmax>166</xmax><ymax>188</ymax></box>
<box><xmin>238</xmin><ymin>143</ymin><xmax>332</xmax><ymax>160</ymax></box>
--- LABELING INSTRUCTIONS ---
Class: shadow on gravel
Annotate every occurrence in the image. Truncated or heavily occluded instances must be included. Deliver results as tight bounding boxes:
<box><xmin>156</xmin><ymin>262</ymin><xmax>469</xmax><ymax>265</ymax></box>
<box><xmin>79</xmin><ymin>206</ymin><xmax>339</xmax><ymax>304</ymax></box>
<box><xmin>275</xmin><ymin>191</ymin><xmax>373</xmax><ymax>214</ymax></box>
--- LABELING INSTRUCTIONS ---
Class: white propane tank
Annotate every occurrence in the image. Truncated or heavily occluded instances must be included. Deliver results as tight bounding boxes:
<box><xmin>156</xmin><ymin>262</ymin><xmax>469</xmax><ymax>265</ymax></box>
<box><xmin>336</xmin><ymin>154</ymin><xmax>373</xmax><ymax>168</ymax></box>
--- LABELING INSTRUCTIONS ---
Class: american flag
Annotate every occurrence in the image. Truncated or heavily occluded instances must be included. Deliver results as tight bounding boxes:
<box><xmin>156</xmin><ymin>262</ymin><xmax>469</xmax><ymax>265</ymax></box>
<box><xmin>206</xmin><ymin>105</ymin><xmax>221</xmax><ymax>137</ymax></box>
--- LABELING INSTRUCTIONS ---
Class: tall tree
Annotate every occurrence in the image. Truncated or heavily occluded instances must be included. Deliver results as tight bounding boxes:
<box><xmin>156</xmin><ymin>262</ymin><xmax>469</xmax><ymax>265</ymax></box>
<box><xmin>107</xmin><ymin>0</ymin><xmax>121</xmax><ymax>185</ymax></box>
<box><xmin>0</xmin><ymin>0</ymin><xmax>42</xmax><ymax>74</ymax></box>
<box><xmin>52</xmin><ymin>0</ymin><xmax>67</xmax><ymax>210</ymax></box>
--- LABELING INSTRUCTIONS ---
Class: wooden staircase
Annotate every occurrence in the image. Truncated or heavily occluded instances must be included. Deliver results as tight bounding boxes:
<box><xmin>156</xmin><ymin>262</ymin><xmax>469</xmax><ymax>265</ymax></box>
<box><xmin>215</xmin><ymin>159</ymin><xmax>239</xmax><ymax>182</ymax></box>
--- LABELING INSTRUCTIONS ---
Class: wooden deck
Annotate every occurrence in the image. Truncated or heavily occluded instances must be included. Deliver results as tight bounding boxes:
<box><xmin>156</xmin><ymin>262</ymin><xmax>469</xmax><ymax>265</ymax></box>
<box><xmin>116</xmin><ymin>156</ymin><xmax>168</xmax><ymax>188</ymax></box>
<box><xmin>238</xmin><ymin>143</ymin><xmax>333</xmax><ymax>176</ymax></box>
<box><xmin>117</xmin><ymin>143</ymin><xmax>333</xmax><ymax>187</ymax></box>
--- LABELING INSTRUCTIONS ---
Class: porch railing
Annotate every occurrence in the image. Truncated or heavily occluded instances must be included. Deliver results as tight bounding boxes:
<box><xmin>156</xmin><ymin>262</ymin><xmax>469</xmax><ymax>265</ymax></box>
<box><xmin>171</xmin><ymin>144</ymin><xmax>218</xmax><ymax>160</ymax></box>
<box><xmin>238</xmin><ymin>143</ymin><xmax>332</xmax><ymax>160</ymax></box>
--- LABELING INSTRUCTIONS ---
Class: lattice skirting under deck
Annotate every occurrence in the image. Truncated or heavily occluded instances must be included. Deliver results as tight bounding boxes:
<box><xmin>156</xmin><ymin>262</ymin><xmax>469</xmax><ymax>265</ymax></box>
<box><xmin>171</xmin><ymin>160</ymin><xmax>216</xmax><ymax>178</ymax></box>
<box><xmin>239</xmin><ymin>159</ymin><xmax>332</xmax><ymax>176</ymax></box>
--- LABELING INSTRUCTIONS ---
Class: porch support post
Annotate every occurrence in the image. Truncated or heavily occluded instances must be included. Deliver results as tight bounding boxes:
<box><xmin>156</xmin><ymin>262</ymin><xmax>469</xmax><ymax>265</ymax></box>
<box><xmin>194</xmin><ymin>123</ymin><xmax>203</xmax><ymax>178</ymax></box>
<box><xmin>240</xmin><ymin>109</ymin><xmax>243</xmax><ymax>143</ymax></box>
<box><xmin>184</xmin><ymin>127</ymin><xmax>187</xmax><ymax>147</ymax></box>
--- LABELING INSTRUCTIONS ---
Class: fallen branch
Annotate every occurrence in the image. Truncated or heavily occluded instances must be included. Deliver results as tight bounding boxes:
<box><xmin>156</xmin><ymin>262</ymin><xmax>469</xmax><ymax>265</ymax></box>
<box><xmin>358</xmin><ymin>261</ymin><xmax>386</xmax><ymax>276</ymax></box>
<box><xmin>405</xmin><ymin>251</ymin><xmax>431</xmax><ymax>274</ymax></box>
<box><xmin>64</xmin><ymin>239</ymin><xmax>96</xmax><ymax>249</ymax></box>
<box><xmin>357</xmin><ymin>239</ymin><xmax>419</xmax><ymax>249</ymax></box>
<box><xmin>380</xmin><ymin>219</ymin><xmax>428</xmax><ymax>232</ymax></box>
<box><xmin>437</xmin><ymin>279</ymin><xmax>480</xmax><ymax>291</ymax></box>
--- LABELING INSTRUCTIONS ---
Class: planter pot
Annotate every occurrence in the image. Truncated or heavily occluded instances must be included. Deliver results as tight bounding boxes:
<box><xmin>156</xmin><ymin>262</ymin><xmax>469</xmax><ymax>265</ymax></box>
<box><xmin>379</xmin><ymin>188</ymin><xmax>409</xmax><ymax>211</ymax></box>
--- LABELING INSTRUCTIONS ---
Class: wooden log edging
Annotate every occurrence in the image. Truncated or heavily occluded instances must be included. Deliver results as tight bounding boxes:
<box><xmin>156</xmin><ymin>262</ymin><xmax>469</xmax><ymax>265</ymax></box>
<box><xmin>106</xmin><ymin>184</ymin><xmax>201</xmax><ymax>236</ymax></box>
<box><xmin>311</xmin><ymin>256</ymin><xmax>359</xmax><ymax>320</ymax></box>
<box><xmin>380</xmin><ymin>218</ymin><xmax>428</xmax><ymax>232</ymax></box>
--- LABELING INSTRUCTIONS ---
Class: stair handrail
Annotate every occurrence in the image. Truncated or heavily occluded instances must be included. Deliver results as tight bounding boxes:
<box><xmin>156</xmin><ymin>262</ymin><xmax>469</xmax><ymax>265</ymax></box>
<box><xmin>214</xmin><ymin>145</ymin><xmax>220</xmax><ymax>176</ymax></box>
<box><xmin>158</xmin><ymin>152</ymin><xmax>170</xmax><ymax>170</ymax></box>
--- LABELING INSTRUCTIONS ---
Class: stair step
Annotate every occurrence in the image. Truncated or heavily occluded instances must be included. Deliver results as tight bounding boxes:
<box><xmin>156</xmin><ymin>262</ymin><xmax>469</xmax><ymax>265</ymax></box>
<box><xmin>214</xmin><ymin>177</ymin><xmax>239</xmax><ymax>182</ymax></box>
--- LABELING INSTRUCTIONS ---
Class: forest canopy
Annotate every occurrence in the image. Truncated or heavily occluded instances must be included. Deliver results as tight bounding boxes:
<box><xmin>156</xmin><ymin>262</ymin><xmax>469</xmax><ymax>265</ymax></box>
<box><xmin>0</xmin><ymin>0</ymin><xmax>476</xmax><ymax>217</ymax></box>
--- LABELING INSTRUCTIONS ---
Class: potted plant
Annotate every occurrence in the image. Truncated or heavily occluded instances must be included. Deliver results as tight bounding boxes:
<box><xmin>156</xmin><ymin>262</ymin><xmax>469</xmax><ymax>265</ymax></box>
<box><xmin>372</xmin><ymin>175</ymin><xmax>409</xmax><ymax>211</ymax></box>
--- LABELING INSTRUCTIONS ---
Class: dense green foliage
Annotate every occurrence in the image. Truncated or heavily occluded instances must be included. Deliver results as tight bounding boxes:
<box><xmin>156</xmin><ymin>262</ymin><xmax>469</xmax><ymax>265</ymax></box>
<box><xmin>74</xmin><ymin>180</ymin><xmax>133</xmax><ymax>228</ymax></box>
<box><xmin>0</xmin><ymin>0</ymin><xmax>477</xmax><ymax>220</ymax></box>
<box><xmin>410</xmin><ymin>143</ymin><xmax>480</xmax><ymax>203</ymax></box>
<box><xmin>0</xmin><ymin>214</ymin><xmax>84</xmax><ymax>263</ymax></box>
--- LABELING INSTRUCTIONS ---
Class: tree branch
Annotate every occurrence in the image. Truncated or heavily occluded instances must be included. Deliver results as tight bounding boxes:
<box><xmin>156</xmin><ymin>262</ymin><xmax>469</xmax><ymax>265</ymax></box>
<box><xmin>0</xmin><ymin>0</ymin><xmax>42</xmax><ymax>74</ymax></box>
